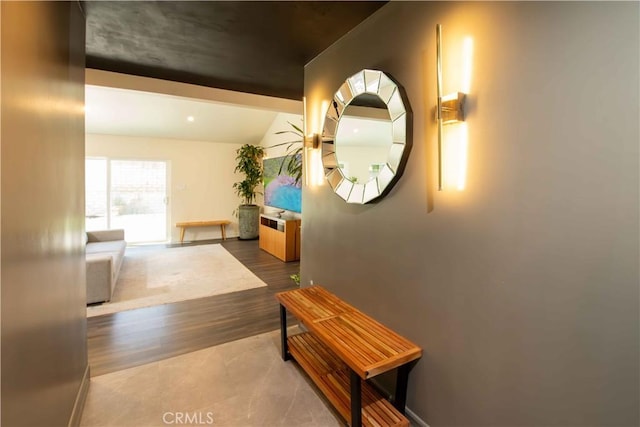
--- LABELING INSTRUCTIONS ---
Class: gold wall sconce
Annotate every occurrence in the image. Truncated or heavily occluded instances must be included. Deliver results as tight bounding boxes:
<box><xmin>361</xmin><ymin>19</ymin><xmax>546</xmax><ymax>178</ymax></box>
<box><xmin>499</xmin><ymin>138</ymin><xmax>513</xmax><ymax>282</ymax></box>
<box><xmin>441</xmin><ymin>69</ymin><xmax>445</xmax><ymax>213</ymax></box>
<box><xmin>436</xmin><ymin>24</ymin><xmax>473</xmax><ymax>191</ymax></box>
<box><xmin>304</xmin><ymin>133</ymin><xmax>321</xmax><ymax>149</ymax></box>
<box><xmin>302</xmin><ymin>97</ymin><xmax>324</xmax><ymax>187</ymax></box>
<box><xmin>303</xmin><ymin>132</ymin><xmax>323</xmax><ymax>186</ymax></box>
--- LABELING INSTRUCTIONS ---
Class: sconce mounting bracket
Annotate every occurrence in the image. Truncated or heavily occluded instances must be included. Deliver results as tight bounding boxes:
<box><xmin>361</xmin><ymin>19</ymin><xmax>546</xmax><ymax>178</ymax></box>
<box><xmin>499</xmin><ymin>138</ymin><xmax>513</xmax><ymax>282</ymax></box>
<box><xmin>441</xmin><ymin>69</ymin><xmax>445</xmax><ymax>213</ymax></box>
<box><xmin>304</xmin><ymin>133</ymin><xmax>321</xmax><ymax>149</ymax></box>
<box><xmin>440</xmin><ymin>92</ymin><xmax>466</xmax><ymax>124</ymax></box>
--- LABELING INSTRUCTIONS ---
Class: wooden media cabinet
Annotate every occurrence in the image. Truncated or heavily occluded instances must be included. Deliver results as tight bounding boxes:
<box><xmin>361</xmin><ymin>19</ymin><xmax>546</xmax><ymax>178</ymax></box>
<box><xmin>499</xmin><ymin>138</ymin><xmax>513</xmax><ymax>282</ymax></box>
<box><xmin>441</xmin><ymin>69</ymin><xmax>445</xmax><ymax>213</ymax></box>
<box><xmin>258</xmin><ymin>214</ymin><xmax>300</xmax><ymax>262</ymax></box>
<box><xmin>276</xmin><ymin>286</ymin><xmax>422</xmax><ymax>426</ymax></box>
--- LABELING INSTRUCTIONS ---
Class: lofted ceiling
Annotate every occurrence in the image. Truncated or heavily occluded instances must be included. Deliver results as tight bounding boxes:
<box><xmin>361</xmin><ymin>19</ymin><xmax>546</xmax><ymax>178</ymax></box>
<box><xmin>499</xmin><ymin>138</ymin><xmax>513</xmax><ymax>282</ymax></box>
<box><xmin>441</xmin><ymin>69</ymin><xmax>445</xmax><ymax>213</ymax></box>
<box><xmin>84</xmin><ymin>1</ymin><xmax>387</xmax><ymax>100</ymax></box>
<box><xmin>85</xmin><ymin>85</ymin><xmax>280</xmax><ymax>143</ymax></box>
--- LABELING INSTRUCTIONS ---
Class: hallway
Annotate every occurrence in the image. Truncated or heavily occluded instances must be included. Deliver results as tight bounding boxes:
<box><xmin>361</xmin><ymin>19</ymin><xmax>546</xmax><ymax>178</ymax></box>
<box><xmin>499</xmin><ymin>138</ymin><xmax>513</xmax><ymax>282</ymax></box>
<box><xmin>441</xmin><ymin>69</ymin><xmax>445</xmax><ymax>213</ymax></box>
<box><xmin>81</xmin><ymin>239</ymin><xmax>332</xmax><ymax>426</ymax></box>
<box><xmin>81</xmin><ymin>329</ymin><xmax>341</xmax><ymax>426</ymax></box>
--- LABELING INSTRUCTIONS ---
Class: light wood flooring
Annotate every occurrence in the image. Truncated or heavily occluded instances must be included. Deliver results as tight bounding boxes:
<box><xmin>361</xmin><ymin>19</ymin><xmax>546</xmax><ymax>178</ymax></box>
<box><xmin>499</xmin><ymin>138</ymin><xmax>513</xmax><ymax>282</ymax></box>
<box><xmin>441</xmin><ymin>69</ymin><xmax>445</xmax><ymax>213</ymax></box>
<box><xmin>87</xmin><ymin>238</ymin><xmax>299</xmax><ymax>377</ymax></box>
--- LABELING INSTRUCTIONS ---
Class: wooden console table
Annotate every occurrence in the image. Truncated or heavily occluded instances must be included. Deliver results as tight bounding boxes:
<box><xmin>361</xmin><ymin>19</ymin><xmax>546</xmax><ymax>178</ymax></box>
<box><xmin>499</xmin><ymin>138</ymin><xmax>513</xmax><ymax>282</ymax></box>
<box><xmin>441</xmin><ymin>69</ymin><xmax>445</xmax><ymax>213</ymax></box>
<box><xmin>276</xmin><ymin>286</ymin><xmax>422</xmax><ymax>426</ymax></box>
<box><xmin>175</xmin><ymin>220</ymin><xmax>230</xmax><ymax>243</ymax></box>
<box><xmin>259</xmin><ymin>214</ymin><xmax>300</xmax><ymax>262</ymax></box>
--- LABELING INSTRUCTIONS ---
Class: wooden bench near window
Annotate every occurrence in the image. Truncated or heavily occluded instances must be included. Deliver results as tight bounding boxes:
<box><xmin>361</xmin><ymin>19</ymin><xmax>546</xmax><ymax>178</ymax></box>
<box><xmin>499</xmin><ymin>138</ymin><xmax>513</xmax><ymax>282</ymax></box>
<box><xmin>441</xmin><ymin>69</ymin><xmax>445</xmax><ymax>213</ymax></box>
<box><xmin>276</xmin><ymin>285</ymin><xmax>422</xmax><ymax>427</ymax></box>
<box><xmin>175</xmin><ymin>220</ymin><xmax>231</xmax><ymax>243</ymax></box>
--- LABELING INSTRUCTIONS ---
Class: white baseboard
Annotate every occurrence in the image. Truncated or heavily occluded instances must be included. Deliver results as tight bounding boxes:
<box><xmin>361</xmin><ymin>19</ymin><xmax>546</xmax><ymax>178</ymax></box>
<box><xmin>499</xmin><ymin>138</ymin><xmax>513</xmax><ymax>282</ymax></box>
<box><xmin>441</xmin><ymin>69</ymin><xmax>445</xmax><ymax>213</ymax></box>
<box><xmin>405</xmin><ymin>406</ymin><xmax>429</xmax><ymax>427</ymax></box>
<box><xmin>68</xmin><ymin>364</ymin><xmax>91</xmax><ymax>427</ymax></box>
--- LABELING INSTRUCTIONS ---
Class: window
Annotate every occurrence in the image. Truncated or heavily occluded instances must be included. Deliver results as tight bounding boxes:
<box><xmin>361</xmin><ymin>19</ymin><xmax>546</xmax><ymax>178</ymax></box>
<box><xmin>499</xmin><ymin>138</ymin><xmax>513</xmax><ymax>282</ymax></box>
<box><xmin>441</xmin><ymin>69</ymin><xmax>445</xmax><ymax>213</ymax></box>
<box><xmin>86</xmin><ymin>158</ymin><xmax>169</xmax><ymax>243</ymax></box>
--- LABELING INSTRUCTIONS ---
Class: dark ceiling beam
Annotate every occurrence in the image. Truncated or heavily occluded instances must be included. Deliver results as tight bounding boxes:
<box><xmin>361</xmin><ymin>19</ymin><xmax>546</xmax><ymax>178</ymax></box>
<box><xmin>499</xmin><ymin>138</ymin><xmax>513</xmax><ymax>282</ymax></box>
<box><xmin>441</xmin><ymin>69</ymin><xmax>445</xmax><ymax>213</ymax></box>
<box><xmin>85</xmin><ymin>1</ymin><xmax>387</xmax><ymax>100</ymax></box>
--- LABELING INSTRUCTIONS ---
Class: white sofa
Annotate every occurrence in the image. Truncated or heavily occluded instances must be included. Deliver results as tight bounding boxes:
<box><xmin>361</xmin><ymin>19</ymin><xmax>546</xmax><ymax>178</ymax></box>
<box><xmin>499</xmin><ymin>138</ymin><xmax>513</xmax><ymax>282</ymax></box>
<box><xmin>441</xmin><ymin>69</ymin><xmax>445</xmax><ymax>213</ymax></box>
<box><xmin>86</xmin><ymin>229</ymin><xmax>126</xmax><ymax>304</ymax></box>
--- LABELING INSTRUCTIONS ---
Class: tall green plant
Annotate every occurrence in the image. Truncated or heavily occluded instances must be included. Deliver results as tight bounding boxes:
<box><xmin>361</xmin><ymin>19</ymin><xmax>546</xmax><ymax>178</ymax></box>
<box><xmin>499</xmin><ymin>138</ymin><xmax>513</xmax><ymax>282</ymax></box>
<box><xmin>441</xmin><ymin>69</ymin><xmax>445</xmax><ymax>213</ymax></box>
<box><xmin>233</xmin><ymin>144</ymin><xmax>265</xmax><ymax>205</ymax></box>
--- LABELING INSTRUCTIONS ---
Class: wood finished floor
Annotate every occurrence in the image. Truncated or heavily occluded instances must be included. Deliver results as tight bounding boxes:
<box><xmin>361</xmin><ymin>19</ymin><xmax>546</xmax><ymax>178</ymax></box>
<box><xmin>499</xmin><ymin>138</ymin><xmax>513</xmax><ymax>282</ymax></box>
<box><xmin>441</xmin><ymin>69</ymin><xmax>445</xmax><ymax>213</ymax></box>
<box><xmin>87</xmin><ymin>238</ymin><xmax>299</xmax><ymax>377</ymax></box>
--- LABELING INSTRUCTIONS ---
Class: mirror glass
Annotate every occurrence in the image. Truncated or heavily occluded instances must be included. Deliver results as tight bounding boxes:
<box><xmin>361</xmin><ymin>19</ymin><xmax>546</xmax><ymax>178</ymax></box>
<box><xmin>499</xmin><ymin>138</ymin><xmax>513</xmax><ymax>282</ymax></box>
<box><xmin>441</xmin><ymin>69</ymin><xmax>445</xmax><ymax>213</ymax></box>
<box><xmin>322</xmin><ymin>69</ymin><xmax>411</xmax><ymax>204</ymax></box>
<box><xmin>335</xmin><ymin>97</ymin><xmax>392</xmax><ymax>185</ymax></box>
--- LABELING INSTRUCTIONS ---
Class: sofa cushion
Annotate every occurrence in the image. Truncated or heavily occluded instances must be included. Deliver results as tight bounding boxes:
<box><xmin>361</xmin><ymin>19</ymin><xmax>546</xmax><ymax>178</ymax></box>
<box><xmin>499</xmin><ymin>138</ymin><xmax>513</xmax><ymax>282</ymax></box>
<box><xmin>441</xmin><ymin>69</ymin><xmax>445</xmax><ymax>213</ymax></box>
<box><xmin>86</xmin><ymin>237</ymin><xmax>127</xmax><ymax>305</ymax></box>
<box><xmin>86</xmin><ymin>253</ymin><xmax>114</xmax><ymax>304</ymax></box>
<box><xmin>86</xmin><ymin>240</ymin><xmax>126</xmax><ymax>255</ymax></box>
<box><xmin>87</xmin><ymin>229</ymin><xmax>125</xmax><ymax>242</ymax></box>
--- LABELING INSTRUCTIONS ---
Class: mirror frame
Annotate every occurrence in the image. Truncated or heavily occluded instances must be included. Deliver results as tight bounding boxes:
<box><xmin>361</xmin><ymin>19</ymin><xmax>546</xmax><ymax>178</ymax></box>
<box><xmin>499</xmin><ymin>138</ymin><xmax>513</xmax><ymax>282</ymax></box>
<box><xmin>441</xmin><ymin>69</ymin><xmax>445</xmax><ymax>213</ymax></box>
<box><xmin>322</xmin><ymin>69</ymin><xmax>412</xmax><ymax>204</ymax></box>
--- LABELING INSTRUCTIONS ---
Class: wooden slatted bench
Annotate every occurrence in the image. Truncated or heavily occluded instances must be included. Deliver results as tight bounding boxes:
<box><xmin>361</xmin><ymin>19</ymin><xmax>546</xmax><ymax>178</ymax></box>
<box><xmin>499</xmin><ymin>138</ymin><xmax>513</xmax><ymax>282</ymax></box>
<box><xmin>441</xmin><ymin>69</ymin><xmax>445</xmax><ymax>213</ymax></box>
<box><xmin>175</xmin><ymin>220</ymin><xmax>231</xmax><ymax>243</ymax></box>
<box><xmin>276</xmin><ymin>285</ymin><xmax>422</xmax><ymax>427</ymax></box>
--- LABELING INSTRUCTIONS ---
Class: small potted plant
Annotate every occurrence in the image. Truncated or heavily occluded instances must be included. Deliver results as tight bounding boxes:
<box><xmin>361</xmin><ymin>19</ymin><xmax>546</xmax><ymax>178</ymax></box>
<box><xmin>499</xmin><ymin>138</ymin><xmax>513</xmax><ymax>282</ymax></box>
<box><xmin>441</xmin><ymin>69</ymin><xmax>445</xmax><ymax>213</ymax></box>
<box><xmin>290</xmin><ymin>273</ymin><xmax>301</xmax><ymax>286</ymax></box>
<box><xmin>233</xmin><ymin>144</ymin><xmax>265</xmax><ymax>240</ymax></box>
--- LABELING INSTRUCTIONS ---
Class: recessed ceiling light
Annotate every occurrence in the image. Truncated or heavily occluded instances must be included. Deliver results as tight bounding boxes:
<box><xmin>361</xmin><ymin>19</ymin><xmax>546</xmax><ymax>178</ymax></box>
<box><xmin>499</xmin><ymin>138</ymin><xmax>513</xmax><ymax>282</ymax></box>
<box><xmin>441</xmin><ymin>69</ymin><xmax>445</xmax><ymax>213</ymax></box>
<box><xmin>187</xmin><ymin>116</ymin><xmax>195</xmax><ymax>122</ymax></box>
<box><xmin>353</xmin><ymin>128</ymin><xmax>359</xmax><ymax>133</ymax></box>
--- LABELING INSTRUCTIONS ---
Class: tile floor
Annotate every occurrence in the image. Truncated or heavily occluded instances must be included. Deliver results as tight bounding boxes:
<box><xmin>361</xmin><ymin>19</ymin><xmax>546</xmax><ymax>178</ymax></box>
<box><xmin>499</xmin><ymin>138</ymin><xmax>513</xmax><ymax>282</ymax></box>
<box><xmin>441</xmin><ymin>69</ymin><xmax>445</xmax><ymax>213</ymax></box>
<box><xmin>80</xmin><ymin>329</ymin><xmax>342</xmax><ymax>427</ymax></box>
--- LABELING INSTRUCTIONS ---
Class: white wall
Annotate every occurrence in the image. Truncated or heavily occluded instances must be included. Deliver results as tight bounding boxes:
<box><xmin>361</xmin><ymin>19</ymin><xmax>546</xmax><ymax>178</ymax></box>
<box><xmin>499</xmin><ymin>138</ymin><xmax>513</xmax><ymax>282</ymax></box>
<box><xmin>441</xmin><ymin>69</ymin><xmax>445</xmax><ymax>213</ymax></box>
<box><xmin>335</xmin><ymin>145</ymin><xmax>390</xmax><ymax>183</ymax></box>
<box><xmin>260</xmin><ymin>112</ymin><xmax>304</xmax><ymax>157</ymax></box>
<box><xmin>86</xmin><ymin>133</ymin><xmax>242</xmax><ymax>242</ymax></box>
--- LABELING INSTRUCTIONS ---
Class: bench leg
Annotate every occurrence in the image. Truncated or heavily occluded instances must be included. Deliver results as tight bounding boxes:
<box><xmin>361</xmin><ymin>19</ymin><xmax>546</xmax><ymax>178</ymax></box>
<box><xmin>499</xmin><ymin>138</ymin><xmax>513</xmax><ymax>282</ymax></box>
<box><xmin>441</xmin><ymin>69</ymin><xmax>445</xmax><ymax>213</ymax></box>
<box><xmin>179</xmin><ymin>227</ymin><xmax>186</xmax><ymax>243</ymax></box>
<box><xmin>220</xmin><ymin>224</ymin><xmax>226</xmax><ymax>240</ymax></box>
<box><xmin>393</xmin><ymin>364</ymin><xmax>410</xmax><ymax>414</ymax></box>
<box><xmin>350</xmin><ymin>369</ymin><xmax>361</xmax><ymax>426</ymax></box>
<box><xmin>280</xmin><ymin>304</ymin><xmax>290</xmax><ymax>361</ymax></box>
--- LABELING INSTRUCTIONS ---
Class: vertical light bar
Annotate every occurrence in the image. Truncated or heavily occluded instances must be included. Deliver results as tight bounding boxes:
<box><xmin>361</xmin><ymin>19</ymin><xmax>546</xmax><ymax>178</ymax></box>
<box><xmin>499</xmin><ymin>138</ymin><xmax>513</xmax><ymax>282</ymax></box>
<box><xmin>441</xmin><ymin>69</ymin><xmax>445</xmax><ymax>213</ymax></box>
<box><xmin>443</xmin><ymin>124</ymin><xmax>469</xmax><ymax>191</ymax></box>
<box><xmin>462</xmin><ymin>37</ymin><xmax>474</xmax><ymax>94</ymax></box>
<box><xmin>302</xmin><ymin>96</ymin><xmax>308</xmax><ymax>135</ymax></box>
<box><xmin>303</xmin><ymin>96</ymin><xmax>311</xmax><ymax>187</ymax></box>
<box><xmin>436</xmin><ymin>24</ymin><xmax>444</xmax><ymax>191</ymax></box>
<box><xmin>310</xmin><ymin>146</ymin><xmax>324</xmax><ymax>186</ymax></box>
<box><xmin>309</xmin><ymin>100</ymin><xmax>329</xmax><ymax>187</ymax></box>
<box><xmin>303</xmin><ymin>98</ymin><xmax>327</xmax><ymax>187</ymax></box>
<box><xmin>304</xmin><ymin>148</ymin><xmax>315</xmax><ymax>187</ymax></box>
<box><xmin>457</xmin><ymin>37</ymin><xmax>473</xmax><ymax>191</ymax></box>
<box><xmin>456</xmin><ymin>123</ymin><xmax>468</xmax><ymax>190</ymax></box>
<box><xmin>436</xmin><ymin>29</ymin><xmax>472</xmax><ymax>192</ymax></box>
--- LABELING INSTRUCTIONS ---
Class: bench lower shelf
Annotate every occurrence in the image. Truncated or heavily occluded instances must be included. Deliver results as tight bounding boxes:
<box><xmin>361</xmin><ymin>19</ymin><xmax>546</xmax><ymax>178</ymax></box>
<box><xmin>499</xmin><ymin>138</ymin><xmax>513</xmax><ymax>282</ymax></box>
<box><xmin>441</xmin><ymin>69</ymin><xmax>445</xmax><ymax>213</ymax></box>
<box><xmin>288</xmin><ymin>332</ymin><xmax>409</xmax><ymax>427</ymax></box>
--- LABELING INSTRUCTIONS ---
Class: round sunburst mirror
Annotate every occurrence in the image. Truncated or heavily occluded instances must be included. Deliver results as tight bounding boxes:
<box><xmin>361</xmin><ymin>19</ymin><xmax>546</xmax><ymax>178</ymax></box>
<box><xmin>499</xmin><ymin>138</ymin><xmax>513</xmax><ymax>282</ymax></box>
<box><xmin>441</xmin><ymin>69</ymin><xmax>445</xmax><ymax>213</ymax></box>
<box><xmin>322</xmin><ymin>69</ymin><xmax>412</xmax><ymax>204</ymax></box>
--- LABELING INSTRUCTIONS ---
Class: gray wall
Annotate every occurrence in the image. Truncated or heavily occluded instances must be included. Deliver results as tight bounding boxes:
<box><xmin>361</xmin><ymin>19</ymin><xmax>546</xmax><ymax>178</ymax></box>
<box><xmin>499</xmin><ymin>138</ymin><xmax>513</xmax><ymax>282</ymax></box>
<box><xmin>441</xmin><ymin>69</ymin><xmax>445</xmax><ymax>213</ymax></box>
<box><xmin>1</xmin><ymin>2</ymin><xmax>88</xmax><ymax>425</ymax></box>
<box><xmin>302</xmin><ymin>2</ymin><xmax>639</xmax><ymax>425</ymax></box>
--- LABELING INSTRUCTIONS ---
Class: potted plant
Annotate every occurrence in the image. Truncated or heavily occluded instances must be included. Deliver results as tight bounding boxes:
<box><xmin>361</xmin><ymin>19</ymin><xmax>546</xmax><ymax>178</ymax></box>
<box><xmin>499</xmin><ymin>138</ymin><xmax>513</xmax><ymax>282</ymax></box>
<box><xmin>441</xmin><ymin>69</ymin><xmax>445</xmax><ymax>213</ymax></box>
<box><xmin>233</xmin><ymin>144</ymin><xmax>265</xmax><ymax>240</ymax></box>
